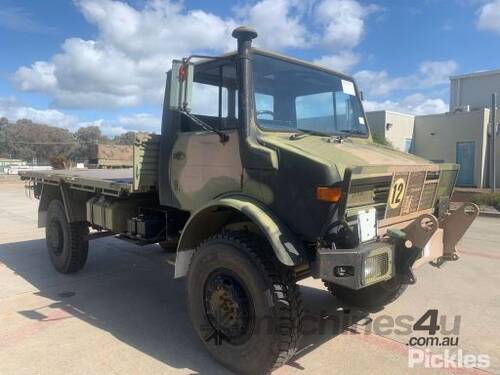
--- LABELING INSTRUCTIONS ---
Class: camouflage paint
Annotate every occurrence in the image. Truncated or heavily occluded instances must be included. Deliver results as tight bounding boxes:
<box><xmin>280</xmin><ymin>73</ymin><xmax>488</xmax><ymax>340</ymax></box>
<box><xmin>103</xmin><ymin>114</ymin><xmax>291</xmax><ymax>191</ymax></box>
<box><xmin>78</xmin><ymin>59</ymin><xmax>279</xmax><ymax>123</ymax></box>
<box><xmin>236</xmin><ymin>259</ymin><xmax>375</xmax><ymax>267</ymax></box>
<box><xmin>170</xmin><ymin>130</ymin><xmax>243</xmax><ymax>211</ymax></box>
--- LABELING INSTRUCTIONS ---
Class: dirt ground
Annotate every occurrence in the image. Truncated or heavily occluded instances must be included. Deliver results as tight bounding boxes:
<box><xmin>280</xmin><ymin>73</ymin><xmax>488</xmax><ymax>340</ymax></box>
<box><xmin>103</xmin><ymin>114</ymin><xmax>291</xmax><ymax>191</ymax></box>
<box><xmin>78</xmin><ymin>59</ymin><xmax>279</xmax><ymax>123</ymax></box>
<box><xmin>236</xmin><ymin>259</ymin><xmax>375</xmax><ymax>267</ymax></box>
<box><xmin>0</xmin><ymin>176</ymin><xmax>499</xmax><ymax>374</ymax></box>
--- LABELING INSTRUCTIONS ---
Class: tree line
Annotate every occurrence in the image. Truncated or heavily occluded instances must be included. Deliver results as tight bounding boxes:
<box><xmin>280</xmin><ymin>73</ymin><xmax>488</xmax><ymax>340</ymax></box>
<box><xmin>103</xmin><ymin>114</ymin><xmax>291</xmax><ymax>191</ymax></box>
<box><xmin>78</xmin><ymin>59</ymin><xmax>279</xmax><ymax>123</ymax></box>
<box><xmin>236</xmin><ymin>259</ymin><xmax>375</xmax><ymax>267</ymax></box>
<box><xmin>0</xmin><ymin>117</ymin><xmax>137</xmax><ymax>167</ymax></box>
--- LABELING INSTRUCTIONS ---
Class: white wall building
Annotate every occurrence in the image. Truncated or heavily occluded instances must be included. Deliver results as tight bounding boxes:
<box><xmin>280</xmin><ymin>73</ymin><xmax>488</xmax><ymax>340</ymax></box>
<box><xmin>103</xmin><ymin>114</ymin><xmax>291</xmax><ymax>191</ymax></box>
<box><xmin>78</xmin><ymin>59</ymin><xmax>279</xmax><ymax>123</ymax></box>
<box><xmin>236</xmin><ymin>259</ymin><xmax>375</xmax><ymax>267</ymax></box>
<box><xmin>413</xmin><ymin>110</ymin><xmax>492</xmax><ymax>188</ymax></box>
<box><xmin>365</xmin><ymin>110</ymin><xmax>414</xmax><ymax>153</ymax></box>
<box><xmin>365</xmin><ymin>107</ymin><xmax>499</xmax><ymax>188</ymax></box>
<box><xmin>450</xmin><ymin>70</ymin><xmax>500</xmax><ymax>112</ymax></box>
<box><xmin>366</xmin><ymin>68</ymin><xmax>500</xmax><ymax>188</ymax></box>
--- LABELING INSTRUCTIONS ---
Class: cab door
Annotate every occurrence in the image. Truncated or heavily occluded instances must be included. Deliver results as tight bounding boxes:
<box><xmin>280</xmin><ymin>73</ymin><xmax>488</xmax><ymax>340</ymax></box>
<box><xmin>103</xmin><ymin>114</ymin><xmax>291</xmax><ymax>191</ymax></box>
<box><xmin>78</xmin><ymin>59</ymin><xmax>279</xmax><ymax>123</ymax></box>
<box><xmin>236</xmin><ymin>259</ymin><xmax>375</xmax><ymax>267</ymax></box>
<box><xmin>170</xmin><ymin>129</ymin><xmax>242</xmax><ymax>211</ymax></box>
<box><xmin>169</xmin><ymin>60</ymin><xmax>242</xmax><ymax>210</ymax></box>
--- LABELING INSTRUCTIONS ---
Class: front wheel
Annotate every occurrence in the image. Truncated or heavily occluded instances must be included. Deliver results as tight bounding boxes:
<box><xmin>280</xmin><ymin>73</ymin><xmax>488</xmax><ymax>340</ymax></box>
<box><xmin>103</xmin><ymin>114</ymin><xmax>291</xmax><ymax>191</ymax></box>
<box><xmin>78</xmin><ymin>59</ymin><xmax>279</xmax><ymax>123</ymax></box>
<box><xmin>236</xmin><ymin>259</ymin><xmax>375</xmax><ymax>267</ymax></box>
<box><xmin>324</xmin><ymin>278</ymin><xmax>407</xmax><ymax>311</ymax></box>
<box><xmin>187</xmin><ymin>232</ymin><xmax>303</xmax><ymax>374</ymax></box>
<box><xmin>46</xmin><ymin>200</ymin><xmax>89</xmax><ymax>274</ymax></box>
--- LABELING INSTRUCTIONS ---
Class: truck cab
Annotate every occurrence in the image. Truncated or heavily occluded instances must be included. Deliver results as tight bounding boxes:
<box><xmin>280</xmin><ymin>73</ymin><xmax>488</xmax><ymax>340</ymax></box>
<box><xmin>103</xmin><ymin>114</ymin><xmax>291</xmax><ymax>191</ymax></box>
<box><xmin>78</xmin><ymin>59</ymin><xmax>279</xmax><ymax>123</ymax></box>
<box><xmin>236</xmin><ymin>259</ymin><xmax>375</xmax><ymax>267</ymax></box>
<box><xmin>21</xmin><ymin>26</ymin><xmax>478</xmax><ymax>374</ymax></box>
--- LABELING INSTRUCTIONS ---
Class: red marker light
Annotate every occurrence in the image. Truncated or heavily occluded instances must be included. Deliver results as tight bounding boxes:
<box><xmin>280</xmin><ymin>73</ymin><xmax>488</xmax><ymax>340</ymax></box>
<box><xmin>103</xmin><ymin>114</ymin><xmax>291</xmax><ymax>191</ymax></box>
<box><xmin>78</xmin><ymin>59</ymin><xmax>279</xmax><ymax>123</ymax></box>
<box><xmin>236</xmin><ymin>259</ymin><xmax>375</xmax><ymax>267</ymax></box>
<box><xmin>179</xmin><ymin>65</ymin><xmax>186</xmax><ymax>81</ymax></box>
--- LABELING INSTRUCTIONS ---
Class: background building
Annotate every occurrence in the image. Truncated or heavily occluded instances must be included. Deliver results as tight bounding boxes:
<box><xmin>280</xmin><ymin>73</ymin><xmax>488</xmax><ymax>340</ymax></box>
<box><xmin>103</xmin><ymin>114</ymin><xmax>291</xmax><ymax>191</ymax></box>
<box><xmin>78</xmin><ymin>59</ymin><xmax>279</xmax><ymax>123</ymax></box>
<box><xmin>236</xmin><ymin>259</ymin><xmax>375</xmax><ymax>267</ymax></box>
<box><xmin>366</xmin><ymin>68</ymin><xmax>500</xmax><ymax>188</ymax></box>
<box><xmin>365</xmin><ymin>110</ymin><xmax>414</xmax><ymax>152</ymax></box>
<box><xmin>450</xmin><ymin>70</ymin><xmax>500</xmax><ymax>112</ymax></box>
<box><xmin>0</xmin><ymin>158</ymin><xmax>26</xmax><ymax>174</ymax></box>
<box><xmin>413</xmin><ymin>110</ymin><xmax>490</xmax><ymax>188</ymax></box>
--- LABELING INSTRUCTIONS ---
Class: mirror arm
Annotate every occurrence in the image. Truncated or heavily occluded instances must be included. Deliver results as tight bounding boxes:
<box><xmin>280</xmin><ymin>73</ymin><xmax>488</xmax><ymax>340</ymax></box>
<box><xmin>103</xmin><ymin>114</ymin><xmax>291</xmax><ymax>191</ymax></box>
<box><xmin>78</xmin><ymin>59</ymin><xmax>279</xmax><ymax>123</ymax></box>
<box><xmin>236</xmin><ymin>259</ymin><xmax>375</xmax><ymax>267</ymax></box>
<box><xmin>180</xmin><ymin>111</ymin><xmax>229</xmax><ymax>144</ymax></box>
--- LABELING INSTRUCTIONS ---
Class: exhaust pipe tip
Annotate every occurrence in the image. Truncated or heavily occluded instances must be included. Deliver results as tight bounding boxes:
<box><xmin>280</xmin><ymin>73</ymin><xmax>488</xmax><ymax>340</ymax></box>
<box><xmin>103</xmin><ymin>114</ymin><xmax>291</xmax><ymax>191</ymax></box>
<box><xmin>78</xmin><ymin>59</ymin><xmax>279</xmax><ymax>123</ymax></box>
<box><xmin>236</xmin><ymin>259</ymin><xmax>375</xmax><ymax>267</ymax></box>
<box><xmin>232</xmin><ymin>26</ymin><xmax>258</xmax><ymax>42</ymax></box>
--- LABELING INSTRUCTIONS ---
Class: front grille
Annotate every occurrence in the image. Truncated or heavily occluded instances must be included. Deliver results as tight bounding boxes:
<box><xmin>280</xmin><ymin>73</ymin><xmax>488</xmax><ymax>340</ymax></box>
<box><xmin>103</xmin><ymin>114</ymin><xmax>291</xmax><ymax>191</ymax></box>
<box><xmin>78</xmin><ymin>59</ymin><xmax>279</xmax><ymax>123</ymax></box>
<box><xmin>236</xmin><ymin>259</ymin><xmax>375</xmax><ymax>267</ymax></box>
<box><xmin>385</xmin><ymin>170</ymin><xmax>441</xmax><ymax>219</ymax></box>
<box><xmin>373</xmin><ymin>185</ymin><xmax>390</xmax><ymax>203</ymax></box>
<box><xmin>346</xmin><ymin>176</ymin><xmax>392</xmax><ymax>221</ymax></box>
<box><xmin>419</xmin><ymin>182</ymin><xmax>438</xmax><ymax>210</ymax></box>
<box><xmin>346</xmin><ymin>169</ymin><xmax>448</xmax><ymax>223</ymax></box>
<box><xmin>400</xmin><ymin>171</ymin><xmax>426</xmax><ymax>216</ymax></box>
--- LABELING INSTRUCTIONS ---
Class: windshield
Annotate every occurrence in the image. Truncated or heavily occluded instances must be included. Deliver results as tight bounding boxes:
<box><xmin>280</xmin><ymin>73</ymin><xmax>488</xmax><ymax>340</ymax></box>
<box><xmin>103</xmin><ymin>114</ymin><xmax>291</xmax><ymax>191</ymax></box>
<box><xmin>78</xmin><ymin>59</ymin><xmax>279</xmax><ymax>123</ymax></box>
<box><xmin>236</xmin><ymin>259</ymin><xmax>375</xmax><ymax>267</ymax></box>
<box><xmin>252</xmin><ymin>52</ymin><xmax>368</xmax><ymax>137</ymax></box>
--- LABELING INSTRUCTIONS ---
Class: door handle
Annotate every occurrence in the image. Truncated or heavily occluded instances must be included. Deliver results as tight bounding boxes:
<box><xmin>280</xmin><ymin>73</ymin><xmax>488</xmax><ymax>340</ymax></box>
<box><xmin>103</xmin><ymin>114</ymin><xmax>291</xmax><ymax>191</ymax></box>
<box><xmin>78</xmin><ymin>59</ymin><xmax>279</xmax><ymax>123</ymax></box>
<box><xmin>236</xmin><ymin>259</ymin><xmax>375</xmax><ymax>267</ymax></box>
<box><xmin>173</xmin><ymin>151</ymin><xmax>185</xmax><ymax>160</ymax></box>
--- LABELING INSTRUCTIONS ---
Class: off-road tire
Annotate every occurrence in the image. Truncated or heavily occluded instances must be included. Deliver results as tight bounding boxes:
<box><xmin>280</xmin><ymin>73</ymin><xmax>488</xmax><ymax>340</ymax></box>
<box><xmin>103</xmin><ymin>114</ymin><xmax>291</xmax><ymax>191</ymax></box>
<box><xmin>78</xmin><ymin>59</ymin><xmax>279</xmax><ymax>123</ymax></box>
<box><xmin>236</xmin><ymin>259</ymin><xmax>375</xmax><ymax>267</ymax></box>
<box><xmin>324</xmin><ymin>278</ymin><xmax>407</xmax><ymax>311</ymax></box>
<box><xmin>186</xmin><ymin>232</ymin><xmax>303</xmax><ymax>374</ymax></box>
<box><xmin>46</xmin><ymin>200</ymin><xmax>89</xmax><ymax>274</ymax></box>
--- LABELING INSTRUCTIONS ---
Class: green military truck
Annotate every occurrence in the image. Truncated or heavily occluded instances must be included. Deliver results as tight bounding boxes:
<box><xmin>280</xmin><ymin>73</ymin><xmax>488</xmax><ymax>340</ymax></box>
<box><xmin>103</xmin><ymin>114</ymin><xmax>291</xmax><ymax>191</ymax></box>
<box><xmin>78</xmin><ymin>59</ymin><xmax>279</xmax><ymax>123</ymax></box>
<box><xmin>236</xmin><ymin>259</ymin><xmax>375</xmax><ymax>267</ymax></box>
<box><xmin>21</xmin><ymin>26</ymin><xmax>478</xmax><ymax>374</ymax></box>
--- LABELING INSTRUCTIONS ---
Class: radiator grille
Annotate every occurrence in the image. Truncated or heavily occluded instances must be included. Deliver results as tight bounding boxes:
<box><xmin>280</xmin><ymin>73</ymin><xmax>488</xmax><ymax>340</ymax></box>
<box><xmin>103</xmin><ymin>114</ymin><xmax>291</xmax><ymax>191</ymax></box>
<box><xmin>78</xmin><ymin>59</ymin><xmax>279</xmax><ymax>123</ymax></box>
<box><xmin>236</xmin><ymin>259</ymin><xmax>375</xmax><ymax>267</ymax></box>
<box><xmin>419</xmin><ymin>182</ymin><xmax>438</xmax><ymax>210</ymax></box>
<box><xmin>346</xmin><ymin>169</ymin><xmax>447</xmax><ymax>222</ymax></box>
<box><xmin>400</xmin><ymin>171</ymin><xmax>426</xmax><ymax>216</ymax></box>
<box><xmin>385</xmin><ymin>170</ymin><xmax>440</xmax><ymax>219</ymax></box>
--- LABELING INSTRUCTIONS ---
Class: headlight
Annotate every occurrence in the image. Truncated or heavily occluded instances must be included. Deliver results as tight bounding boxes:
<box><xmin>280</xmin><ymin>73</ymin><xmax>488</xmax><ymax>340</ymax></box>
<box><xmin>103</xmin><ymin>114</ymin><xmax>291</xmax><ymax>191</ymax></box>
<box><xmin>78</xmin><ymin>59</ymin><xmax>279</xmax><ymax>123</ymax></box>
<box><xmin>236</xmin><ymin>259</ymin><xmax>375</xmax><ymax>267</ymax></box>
<box><xmin>363</xmin><ymin>247</ymin><xmax>392</xmax><ymax>286</ymax></box>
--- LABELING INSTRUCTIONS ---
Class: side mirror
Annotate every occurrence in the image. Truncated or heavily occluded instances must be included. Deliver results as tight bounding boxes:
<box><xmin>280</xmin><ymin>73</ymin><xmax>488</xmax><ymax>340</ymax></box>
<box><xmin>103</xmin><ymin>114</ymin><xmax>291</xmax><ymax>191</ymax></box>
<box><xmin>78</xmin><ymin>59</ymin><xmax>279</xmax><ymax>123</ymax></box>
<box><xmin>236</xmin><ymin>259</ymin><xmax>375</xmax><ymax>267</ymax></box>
<box><xmin>168</xmin><ymin>59</ymin><xmax>194</xmax><ymax>112</ymax></box>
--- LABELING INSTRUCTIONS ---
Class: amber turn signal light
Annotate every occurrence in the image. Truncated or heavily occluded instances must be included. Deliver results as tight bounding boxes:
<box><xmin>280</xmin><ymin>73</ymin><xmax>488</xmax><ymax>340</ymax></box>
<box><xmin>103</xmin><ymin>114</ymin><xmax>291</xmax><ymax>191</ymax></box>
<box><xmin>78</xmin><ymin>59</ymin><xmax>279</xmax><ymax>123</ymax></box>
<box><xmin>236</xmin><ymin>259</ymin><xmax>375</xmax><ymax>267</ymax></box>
<box><xmin>316</xmin><ymin>186</ymin><xmax>342</xmax><ymax>203</ymax></box>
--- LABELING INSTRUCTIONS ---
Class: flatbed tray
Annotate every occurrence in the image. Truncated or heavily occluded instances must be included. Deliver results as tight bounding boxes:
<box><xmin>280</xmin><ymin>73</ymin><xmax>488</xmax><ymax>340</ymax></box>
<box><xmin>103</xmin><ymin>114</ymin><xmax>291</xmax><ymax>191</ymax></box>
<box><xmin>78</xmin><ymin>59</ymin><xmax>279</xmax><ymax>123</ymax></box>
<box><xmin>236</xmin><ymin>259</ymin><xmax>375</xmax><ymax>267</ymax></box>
<box><xmin>19</xmin><ymin>168</ymin><xmax>139</xmax><ymax>196</ymax></box>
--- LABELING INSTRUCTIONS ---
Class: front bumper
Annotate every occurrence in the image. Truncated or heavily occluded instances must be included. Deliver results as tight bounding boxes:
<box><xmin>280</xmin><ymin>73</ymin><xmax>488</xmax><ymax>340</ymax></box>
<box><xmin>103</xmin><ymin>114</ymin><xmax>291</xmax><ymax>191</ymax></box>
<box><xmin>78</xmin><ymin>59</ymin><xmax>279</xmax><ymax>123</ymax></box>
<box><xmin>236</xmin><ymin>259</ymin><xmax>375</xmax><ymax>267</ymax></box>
<box><xmin>311</xmin><ymin>241</ymin><xmax>395</xmax><ymax>290</ymax></box>
<box><xmin>311</xmin><ymin>203</ymin><xmax>479</xmax><ymax>290</ymax></box>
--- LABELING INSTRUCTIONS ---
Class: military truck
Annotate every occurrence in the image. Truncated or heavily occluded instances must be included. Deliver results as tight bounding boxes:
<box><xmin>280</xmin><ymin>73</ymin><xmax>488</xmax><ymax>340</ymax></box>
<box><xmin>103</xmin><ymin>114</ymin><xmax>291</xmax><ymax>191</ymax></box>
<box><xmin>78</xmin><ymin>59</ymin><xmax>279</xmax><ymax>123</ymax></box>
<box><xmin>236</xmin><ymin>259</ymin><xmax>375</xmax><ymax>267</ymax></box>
<box><xmin>20</xmin><ymin>26</ymin><xmax>478</xmax><ymax>374</ymax></box>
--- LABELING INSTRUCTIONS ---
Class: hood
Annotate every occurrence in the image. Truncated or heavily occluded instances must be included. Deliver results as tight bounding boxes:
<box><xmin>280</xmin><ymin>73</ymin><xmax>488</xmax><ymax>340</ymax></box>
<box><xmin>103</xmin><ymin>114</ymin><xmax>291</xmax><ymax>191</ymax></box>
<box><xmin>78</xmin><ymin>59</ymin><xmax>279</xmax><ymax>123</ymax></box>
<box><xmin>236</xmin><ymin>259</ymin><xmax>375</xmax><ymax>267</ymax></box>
<box><xmin>261</xmin><ymin>134</ymin><xmax>435</xmax><ymax>176</ymax></box>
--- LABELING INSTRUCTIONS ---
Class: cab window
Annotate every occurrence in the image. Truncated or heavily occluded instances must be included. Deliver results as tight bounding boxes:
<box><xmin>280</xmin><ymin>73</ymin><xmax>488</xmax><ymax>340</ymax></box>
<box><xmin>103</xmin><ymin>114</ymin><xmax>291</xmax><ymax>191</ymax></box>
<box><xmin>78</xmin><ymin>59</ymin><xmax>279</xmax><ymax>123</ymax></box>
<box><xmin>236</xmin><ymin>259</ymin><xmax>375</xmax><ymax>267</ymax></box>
<box><xmin>181</xmin><ymin>60</ymin><xmax>238</xmax><ymax>132</ymax></box>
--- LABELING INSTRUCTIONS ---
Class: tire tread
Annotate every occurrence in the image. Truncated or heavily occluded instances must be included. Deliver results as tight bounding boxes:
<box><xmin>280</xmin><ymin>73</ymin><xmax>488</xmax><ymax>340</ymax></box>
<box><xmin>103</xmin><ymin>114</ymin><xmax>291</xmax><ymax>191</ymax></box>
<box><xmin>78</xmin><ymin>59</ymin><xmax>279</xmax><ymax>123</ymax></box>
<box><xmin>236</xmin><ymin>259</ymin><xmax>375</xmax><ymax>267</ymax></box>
<box><xmin>194</xmin><ymin>231</ymin><xmax>303</xmax><ymax>373</ymax></box>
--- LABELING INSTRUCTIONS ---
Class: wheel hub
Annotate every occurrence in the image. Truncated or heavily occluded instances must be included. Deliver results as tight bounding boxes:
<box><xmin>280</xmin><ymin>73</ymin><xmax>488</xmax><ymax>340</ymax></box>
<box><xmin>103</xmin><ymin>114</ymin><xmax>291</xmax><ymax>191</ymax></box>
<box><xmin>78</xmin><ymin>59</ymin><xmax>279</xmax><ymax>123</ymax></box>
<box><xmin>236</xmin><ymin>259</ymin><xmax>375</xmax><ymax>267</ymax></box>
<box><xmin>204</xmin><ymin>271</ymin><xmax>253</xmax><ymax>343</ymax></box>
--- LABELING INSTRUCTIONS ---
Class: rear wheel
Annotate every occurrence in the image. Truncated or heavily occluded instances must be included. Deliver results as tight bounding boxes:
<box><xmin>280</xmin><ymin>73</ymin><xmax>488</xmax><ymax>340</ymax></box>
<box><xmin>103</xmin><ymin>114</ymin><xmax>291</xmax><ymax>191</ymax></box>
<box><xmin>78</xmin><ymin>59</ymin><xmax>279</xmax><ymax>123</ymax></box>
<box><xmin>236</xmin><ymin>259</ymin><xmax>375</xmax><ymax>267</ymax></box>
<box><xmin>324</xmin><ymin>278</ymin><xmax>407</xmax><ymax>311</ymax></box>
<box><xmin>187</xmin><ymin>232</ymin><xmax>303</xmax><ymax>374</ymax></box>
<box><xmin>46</xmin><ymin>200</ymin><xmax>89</xmax><ymax>274</ymax></box>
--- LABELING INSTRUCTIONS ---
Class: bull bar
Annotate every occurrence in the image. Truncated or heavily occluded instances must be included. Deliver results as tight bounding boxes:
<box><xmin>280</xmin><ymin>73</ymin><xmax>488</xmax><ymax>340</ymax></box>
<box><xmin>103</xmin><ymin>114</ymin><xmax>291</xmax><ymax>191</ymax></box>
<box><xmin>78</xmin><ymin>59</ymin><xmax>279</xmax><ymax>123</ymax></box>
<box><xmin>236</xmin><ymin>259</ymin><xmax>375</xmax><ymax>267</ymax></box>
<box><xmin>311</xmin><ymin>202</ymin><xmax>479</xmax><ymax>290</ymax></box>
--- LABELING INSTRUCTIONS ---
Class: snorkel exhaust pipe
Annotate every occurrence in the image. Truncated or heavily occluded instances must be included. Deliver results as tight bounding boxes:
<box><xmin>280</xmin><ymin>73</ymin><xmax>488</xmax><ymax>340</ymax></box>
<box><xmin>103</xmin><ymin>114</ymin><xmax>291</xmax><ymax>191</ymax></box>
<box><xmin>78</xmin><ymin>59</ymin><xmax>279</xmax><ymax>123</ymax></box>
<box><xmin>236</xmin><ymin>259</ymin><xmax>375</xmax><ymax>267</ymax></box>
<box><xmin>232</xmin><ymin>26</ymin><xmax>277</xmax><ymax>170</ymax></box>
<box><xmin>232</xmin><ymin>26</ymin><xmax>257</xmax><ymax>142</ymax></box>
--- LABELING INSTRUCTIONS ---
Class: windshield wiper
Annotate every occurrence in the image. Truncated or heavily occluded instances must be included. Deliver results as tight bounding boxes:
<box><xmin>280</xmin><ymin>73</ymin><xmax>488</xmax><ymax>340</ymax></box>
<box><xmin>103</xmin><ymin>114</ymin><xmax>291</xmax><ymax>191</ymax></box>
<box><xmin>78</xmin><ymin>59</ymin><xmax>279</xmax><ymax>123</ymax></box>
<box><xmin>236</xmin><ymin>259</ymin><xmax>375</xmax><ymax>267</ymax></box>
<box><xmin>339</xmin><ymin>129</ymin><xmax>366</xmax><ymax>135</ymax></box>
<box><xmin>290</xmin><ymin>128</ymin><xmax>332</xmax><ymax>139</ymax></box>
<box><xmin>290</xmin><ymin>128</ymin><xmax>366</xmax><ymax>140</ymax></box>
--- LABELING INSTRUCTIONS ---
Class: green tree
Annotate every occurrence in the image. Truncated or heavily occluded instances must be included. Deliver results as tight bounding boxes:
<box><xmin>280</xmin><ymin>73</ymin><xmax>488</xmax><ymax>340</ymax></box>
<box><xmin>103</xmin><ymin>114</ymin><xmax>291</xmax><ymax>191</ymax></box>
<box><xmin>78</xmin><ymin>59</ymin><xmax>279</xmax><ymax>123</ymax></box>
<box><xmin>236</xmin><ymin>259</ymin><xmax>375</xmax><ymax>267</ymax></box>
<box><xmin>0</xmin><ymin>119</ymin><xmax>76</xmax><ymax>163</ymax></box>
<box><xmin>112</xmin><ymin>131</ymin><xmax>136</xmax><ymax>145</ymax></box>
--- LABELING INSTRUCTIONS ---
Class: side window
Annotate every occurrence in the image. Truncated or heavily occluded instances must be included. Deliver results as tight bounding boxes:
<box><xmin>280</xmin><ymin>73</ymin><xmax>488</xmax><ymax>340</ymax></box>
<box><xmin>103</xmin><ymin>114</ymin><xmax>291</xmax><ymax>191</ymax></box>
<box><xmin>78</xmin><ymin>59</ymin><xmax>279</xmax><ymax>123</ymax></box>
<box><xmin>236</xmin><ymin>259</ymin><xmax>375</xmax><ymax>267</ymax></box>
<box><xmin>181</xmin><ymin>62</ymin><xmax>237</xmax><ymax>132</ymax></box>
<box><xmin>191</xmin><ymin>83</ymin><xmax>228</xmax><ymax>117</ymax></box>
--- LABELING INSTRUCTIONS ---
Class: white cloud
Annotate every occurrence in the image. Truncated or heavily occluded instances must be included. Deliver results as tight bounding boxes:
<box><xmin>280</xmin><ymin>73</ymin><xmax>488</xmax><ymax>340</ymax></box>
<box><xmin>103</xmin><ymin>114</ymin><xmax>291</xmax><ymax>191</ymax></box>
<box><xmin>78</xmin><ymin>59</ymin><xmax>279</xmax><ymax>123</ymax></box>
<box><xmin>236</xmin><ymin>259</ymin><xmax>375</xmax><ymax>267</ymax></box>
<box><xmin>314</xmin><ymin>0</ymin><xmax>381</xmax><ymax>49</ymax></box>
<box><xmin>241</xmin><ymin>0</ymin><xmax>307</xmax><ymax>50</ymax></box>
<box><xmin>0</xmin><ymin>96</ymin><xmax>160</xmax><ymax>136</ymax></box>
<box><xmin>355</xmin><ymin>59</ymin><xmax>458</xmax><ymax>97</ymax></box>
<box><xmin>314</xmin><ymin>51</ymin><xmax>361</xmax><ymax>72</ymax></box>
<box><xmin>13</xmin><ymin>0</ymin><xmax>236</xmax><ymax>109</ymax></box>
<box><xmin>477</xmin><ymin>0</ymin><xmax>500</xmax><ymax>34</ymax></box>
<box><xmin>364</xmin><ymin>93</ymin><xmax>448</xmax><ymax>115</ymax></box>
<box><xmin>77</xmin><ymin>113</ymin><xmax>161</xmax><ymax>136</ymax></box>
<box><xmin>13</xmin><ymin>0</ymin><xmax>378</xmax><ymax>109</ymax></box>
<box><xmin>0</xmin><ymin>96</ymin><xmax>78</xmax><ymax>129</ymax></box>
<box><xmin>14</xmin><ymin>61</ymin><xmax>57</xmax><ymax>92</ymax></box>
<box><xmin>354</xmin><ymin>69</ymin><xmax>406</xmax><ymax>96</ymax></box>
<box><xmin>418</xmin><ymin>60</ymin><xmax>459</xmax><ymax>86</ymax></box>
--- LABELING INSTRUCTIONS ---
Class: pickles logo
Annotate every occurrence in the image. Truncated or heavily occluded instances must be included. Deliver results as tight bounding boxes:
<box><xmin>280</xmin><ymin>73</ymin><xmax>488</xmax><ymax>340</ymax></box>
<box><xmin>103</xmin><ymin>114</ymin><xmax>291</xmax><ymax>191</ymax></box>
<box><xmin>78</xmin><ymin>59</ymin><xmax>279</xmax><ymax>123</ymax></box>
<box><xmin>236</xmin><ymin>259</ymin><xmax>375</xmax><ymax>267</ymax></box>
<box><xmin>389</xmin><ymin>178</ymin><xmax>406</xmax><ymax>209</ymax></box>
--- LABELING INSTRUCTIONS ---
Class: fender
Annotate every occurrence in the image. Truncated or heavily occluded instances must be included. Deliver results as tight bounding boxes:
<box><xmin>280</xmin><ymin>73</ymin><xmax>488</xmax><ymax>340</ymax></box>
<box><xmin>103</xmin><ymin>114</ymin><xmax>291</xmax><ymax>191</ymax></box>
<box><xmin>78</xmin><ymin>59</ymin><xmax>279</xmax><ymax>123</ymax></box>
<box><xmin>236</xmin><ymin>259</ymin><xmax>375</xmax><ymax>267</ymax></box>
<box><xmin>174</xmin><ymin>196</ymin><xmax>305</xmax><ymax>278</ymax></box>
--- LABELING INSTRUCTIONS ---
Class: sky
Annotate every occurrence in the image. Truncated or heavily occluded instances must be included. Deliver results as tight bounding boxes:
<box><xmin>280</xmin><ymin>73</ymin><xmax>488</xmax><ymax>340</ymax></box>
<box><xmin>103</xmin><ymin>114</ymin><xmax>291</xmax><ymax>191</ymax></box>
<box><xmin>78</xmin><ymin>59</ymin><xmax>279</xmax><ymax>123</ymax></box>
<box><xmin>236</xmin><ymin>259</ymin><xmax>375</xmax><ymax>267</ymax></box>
<box><xmin>0</xmin><ymin>0</ymin><xmax>500</xmax><ymax>135</ymax></box>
